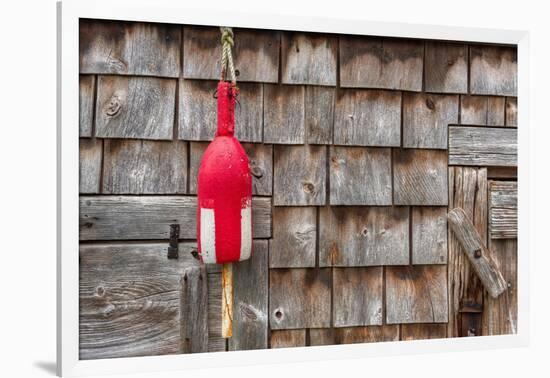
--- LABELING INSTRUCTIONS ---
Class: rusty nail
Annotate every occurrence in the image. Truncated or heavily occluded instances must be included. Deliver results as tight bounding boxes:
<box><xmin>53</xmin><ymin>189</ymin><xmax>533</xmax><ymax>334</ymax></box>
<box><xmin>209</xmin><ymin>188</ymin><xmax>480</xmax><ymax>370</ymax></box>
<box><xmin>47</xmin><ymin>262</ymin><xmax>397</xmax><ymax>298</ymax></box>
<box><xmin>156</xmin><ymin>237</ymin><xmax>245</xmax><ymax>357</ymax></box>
<box><xmin>474</xmin><ymin>249</ymin><xmax>482</xmax><ymax>259</ymax></box>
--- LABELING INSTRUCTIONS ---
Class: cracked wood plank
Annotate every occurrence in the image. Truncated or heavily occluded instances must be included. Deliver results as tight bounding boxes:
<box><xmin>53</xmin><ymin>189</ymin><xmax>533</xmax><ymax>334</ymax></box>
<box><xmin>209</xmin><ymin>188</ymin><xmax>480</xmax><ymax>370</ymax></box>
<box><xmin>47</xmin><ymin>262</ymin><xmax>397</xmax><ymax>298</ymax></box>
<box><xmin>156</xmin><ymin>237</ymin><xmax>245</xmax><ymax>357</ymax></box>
<box><xmin>424</xmin><ymin>41</ymin><xmax>468</xmax><ymax>93</ymax></box>
<box><xmin>79</xmin><ymin>138</ymin><xmax>102</xmax><ymax>194</ymax></box>
<box><xmin>470</xmin><ymin>45</ymin><xmax>517</xmax><ymax>96</ymax></box>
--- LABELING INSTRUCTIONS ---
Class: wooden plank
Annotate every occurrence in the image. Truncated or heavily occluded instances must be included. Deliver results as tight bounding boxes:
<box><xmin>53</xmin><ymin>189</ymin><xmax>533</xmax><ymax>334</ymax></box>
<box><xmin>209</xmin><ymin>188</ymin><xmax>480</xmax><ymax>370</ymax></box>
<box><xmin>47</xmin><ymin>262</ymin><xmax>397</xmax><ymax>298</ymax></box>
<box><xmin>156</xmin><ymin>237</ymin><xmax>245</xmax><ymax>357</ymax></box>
<box><xmin>79</xmin><ymin>75</ymin><xmax>95</xmax><ymax>137</ymax></box>
<box><xmin>264</xmin><ymin>85</ymin><xmax>305</xmax><ymax>144</ymax></box>
<box><xmin>310</xmin><ymin>326</ymin><xmax>399</xmax><ymax>345</ymax></box>
<box><xmin>448</xmin><ymin>126</ymin><xmax>517</xmax><ymax>167</ymax></box>
<box><xmin>273</xmin><ymin>145</ymin><xmax>326</xmax><ymax>206</ymax></box>
<box><xmin>506</xmin><ymin>97</ymin><xmax>518</xmax><ymax>127</ymax></box>
<box><xmin>269</xmin><ymin>268</ymin><xmax>331</xmax><ymax>329</ymax></box>
<box><xmin>482</xmin><ymin>239</ymin><xmax>517</xmax><ymax>335</ymax></box>
<box><xmin>79</xmin><ymin>138</ymin><xmax>102</xmax><ymax>194</ymax></box>
<box><xmin>340</xmin><ymin>36</ymin><xmax>423</xmax><ymax>91</ymax></box>
<box><xmin>447</xmin><ymin>167</ymin><xmax>487</xmax><ymax>337</ymax></box>
<box><xmin>281</xmin><ymin>32</ymin><xmax>337</xmax><ymax>86</ymax></box>
<box><xmin>206</xmin><ymin>265</ymin><xmax>226</xmax><ymax>352</ymax></box>
<box><xmin>411</xmin><ymin>207</ymin><xmax>448</xmax><ymax>264</ymax></box>
<box><xmin>386</xmin><ymin>265</ymin><xmax>448</xmax><ymax>324</ymax></box>
<box><xmin>102</xmin><ymin>140</ymin><xmax>187</xmax><ymax>194</ymax></box>
<box><xmin>270</xmin><ymin>208</ymin><xmax>317</xmax><ymax>268</ymax></box>
<box><xmin>333</xmin><ymin>89</ymin><xmax>401</xmax><ymax>147</ymax></box>
<box><xmin>188</xmin><ymin>142</ymin><xmax>208</xmax><ymax>194</ymax></box>
<box><xmin>487</xmin><ymin>167</ymin><xmax>517</xmax><ymax>179</ymax></box>
<box><xmin>234</xmin><ymin>83</ymin><xmax>264</xmax><ymax>142</ymax></box>
<box><xmin>489</xmin><ymin>181</ymin><xmax>517</xmax><ymax>239</ymax></box>
<box><xmin>447</xmin><ymin>208</ymin><xmax>508</xmax><ymax>298</ymax></box>
<box><xmin>183</xmin><ymin>26</ymin><xmax>279</xmax><ymax>83</ymax></box>
<box><xmin>95</xmin><ymin>75</ymin><xmax>176</xmax><ymax>140</ymax></box>
<box><xmin>400</xmin><ymin>324</ymin><xmax>447</xmax><ymax>340</ymax></box>
<box><xmin>329</xmin><ymin>146</ymin><xmax>392</xmax><ymax>205</ymax></box>
<box><xmin>319</xmin><ymin>206</ymin><xmax>409</xmax><ymax>267</ymax></box>
<box><xmin>229</xmin><ymin>241</ymin><xmax>269</xmax><ymax>351</ymax></box>
<box><xmin>424</xmin><ymin>41</ymin><xmax>468</xmax><ymax>93</ymax></box>
<box><xmin>270</xmin><ymin>330</ymin><xmax>306</xmax><ymax>348</ymax></box>
<box><xmin>333</xmin><ymin>267</ymin><xmax>383</xmax><ymax>327</ymax></box>
<box><xmin>460</xmin><ymin>95</ymin><xmax>505</xmax><ymax>126</ymax></box>
<box><xmin>470</xmin><ymin>45</ymin><xmax>517</xmax><ymax>96</ymax></box>
<box><xmin>402</xmin><ymin>93</ymin><xmax>458</xmax><ymax>149</ymax></box>
<box><xmin>79</xmin><ymin>242</ymin><xmax>199</xmax><ymax>359</ymax></box>
<box><xmin>181</xmin><ymin>265</ymin><xmax>209</xmax><ymax>353</ymax></box>
<box><xmin>393</xmin><ymin>149</ymin><xmax>448</xmax><ymax>206</ymax></box>
<box><xmin>79</xmin><ymin>196</ymin><xmax>272</xmax><ymax>240</ymax></box>
<box><xmin>80</xmin><ymin>19</ymin><xmax>181</xmax><ymax>77</ymax></box>
<box><xmin>305</xmin><ymin>86</ymin><xmax>335</xmax><ymax>144</ymax></box>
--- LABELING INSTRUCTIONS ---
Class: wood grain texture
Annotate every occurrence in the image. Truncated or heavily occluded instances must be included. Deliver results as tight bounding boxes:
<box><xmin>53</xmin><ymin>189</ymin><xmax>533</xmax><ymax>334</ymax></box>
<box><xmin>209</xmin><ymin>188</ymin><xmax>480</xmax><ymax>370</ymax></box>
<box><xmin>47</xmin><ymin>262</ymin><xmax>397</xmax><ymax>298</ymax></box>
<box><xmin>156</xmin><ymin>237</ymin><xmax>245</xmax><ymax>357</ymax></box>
<box><xmin>393</xmin><ymin>149</ymin><xmax>448</xmax><ymax>206</ymax></box>
<box><xmin>95</xmin><ymin>75</ymin><xmax>176</xmax><ymax>140</ymax></box>
<box><xmin>281</xmin><ymin>32</ymin><xmax>337</xmax><ymax>86</ymax></box>
<box><xmin>506</xmin><ymin>97</ymin><xmax>518</xmax><ymax>127</ymax></box>
<box><xmin>487</xmin><ymin>167</ymin><xmax>517</xmax><ymax>179</ymax></box>
<box><xmin>470</xmin><ymin>45</ymin><xmax>517</xmax><ymax>96</ymax></box>
<box><xmin>79</xmin><ymin>196</ymin><xmax>272</xmax><ymax>240</ymax></box>
<box><xmin>448</xmin><ymin>126</ymin><xmax>517</xmax><ymax>167</ymax></box>
<box><xmin>183</xmin><ymin>26</ymin><xmax>279</xmax><ymax>83</ymax></box>
<box><xmin>400</xmin><ymin>324</ymin><xmax>447</xmax><ymax>340</ymax></box>
<box><xmin>270</xmin><ymin>207</ymin><xmax>317</xmax><ymax>268</ymax></box>
<box><xmin>319</xmin><ymin>206</ymin><xmax>409</xmax><ymax>267</ymax></box>
<box><xmin>386</xmin><ymin>265</ymin><xmax>448</xmax><ymax>324</ymax></box>
<box><xmin>273</xmin><ymin>145</ymin><xmax>326</xmax><ymax>206</ymax></box>
<box><xmin>263</xmin><ymin>84</ymin><xmax>305</xmax><ymax>144</ymax></box>
<box><xmin>80</xmin><ymin>19</ymin><xmax>181</xmax><ymax>77</ymax></box>
<box><xmin>402</xmin><ymin>93</ymin><xmax>458</xmax><ymax>149</ymax></box>
<box><xmin>489</xmin><ymin>181</ymin><xmax>517</xmax><ymax>239</ymax></box>
<box><xmin>102</xmin><ymin>140</ymin><xmax>187</xmax><ymax>194</ymax></box>
<box><xmin>309</xmin><ymin>326</ymin><xmax>399</xmax><ymax>346</ymax></box>
<box><xmin>229</xmin><ymin>241</ymin><xmax>269</xmax><ymax>351</ymax></box>
<box><xmin>306</xmin><ymin>86</ymin><xmax>335</xmax><ymax>144</ymax></box>
<box><xmin>424</xmin><ymin>42</ymin><xmax>468</xmax><ymax>93</ymax></box>
<box><xmin>269</xmin><ymin>268</ymin><xmax>331</xmax><ymax>329</ymax></box>
<box><xmin>412</xmin><ymin>207</ymin><xmax>448</xmax><ymax>264</ymax></box>
<box><xmin>79</xmin><ymin>242</ymin><xmax>199</xmax><ymax>359</ymax></box>
<box><xmin>206</xmin><ymin>265</ymin><xmax>226</xmax><ymax>352</ymax></box>
<box><xmin>333</xmin><ymin>267</ymin><xmax>383</xmax><ymax>327</ymax></box>
<box><xmin>460</xmin><ymin>95</ymin><xmax>505</xmax><ymax>126</ymax></box>
<box><xmin>340</xmin><ymin>36</ymin><xmax>423</xmax><ymax>91</ymax></box>
<box><xmin>80</xmin><ymin>75</ymin><xmax>95</xmax><ymax>137</ymax></box>
<box><xmin>270</xmin><ymin>330</ymin><xmax>306</xmax><ymax>348</ymax></box>
<box><xmin>79</xmin><ymin>138</ymin><xmax>102</xmax><ymax>194</ymax></box>
<box><xmin>334</xmin><ymin>89</ymin><xmax>401</xmax><ymax>147</ymax></box>
<box><xmin>180</xmin><ymin>265</ymin><xmax>208</xmax><ymax>353</ymax></box>
<box><xmin>329</xmin><ymin>146</ymin><xmax>392</xmax><ymax>205</ymax></box>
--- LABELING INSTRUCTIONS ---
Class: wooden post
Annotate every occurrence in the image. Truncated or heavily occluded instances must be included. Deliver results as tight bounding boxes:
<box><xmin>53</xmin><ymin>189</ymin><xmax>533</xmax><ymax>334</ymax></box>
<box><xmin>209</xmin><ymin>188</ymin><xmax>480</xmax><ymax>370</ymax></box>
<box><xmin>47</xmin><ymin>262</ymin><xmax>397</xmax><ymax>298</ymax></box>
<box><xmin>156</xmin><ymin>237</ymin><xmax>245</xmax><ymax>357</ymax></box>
<box><xmin>221</xmin><ymin>263</ymin><xmax>233</xmax><ymax>338</ymax></box>
<box><xmin>447</xmin><ymin>208</ymin><xmax>508</xmax><ymax>298</ymax></box>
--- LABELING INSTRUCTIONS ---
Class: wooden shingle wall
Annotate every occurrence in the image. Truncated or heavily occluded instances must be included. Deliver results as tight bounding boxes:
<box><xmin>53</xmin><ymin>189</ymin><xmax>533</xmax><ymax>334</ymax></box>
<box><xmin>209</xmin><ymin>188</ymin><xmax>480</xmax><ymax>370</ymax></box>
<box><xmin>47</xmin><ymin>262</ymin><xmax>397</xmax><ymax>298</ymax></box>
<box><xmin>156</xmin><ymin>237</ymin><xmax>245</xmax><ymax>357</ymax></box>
<box><xmin>79</xmin><ymin>19</ymin><xmax>518</xmax><ymax>358</ymax></box>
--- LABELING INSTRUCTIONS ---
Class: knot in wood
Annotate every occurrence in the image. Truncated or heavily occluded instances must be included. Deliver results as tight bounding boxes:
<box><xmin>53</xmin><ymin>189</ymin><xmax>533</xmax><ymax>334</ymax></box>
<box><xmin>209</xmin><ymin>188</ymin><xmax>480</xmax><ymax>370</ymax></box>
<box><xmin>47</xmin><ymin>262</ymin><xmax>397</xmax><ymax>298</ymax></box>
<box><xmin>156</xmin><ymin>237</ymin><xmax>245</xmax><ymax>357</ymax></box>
<box><xmin>425</xmin><ymin>97</ymin><xmax>435</xmax><ymax>110</ymax></box>
<box><xmin>302</xmin><ymin>182</ymin><xmax>315</xmax><ymax>195</ymax></box>
<box><xmin>105</xmin><ymin>95</ymin><xmax>122</xmax><ymax>117</ymax></box>
<box><xmin>474</xmin><ymin>249</ymin><xmax>482</xmax><ymax>259</ymax></box>
<box><xmin>274</xmin><ymin>309</ymin><xmax>283</xmax><ymax>320</ymax></box>
<box><xmin>250</xmin><ymin>161</ymin><xmax>264</xmax><ymax>178</ymax></box>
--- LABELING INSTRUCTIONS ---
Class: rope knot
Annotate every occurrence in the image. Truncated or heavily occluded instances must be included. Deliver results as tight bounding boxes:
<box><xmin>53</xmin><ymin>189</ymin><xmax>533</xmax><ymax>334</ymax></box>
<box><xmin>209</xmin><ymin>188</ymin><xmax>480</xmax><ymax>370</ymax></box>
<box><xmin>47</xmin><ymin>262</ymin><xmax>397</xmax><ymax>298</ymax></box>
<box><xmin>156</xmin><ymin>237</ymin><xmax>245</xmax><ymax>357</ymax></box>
<box><xmin>220</xmin><ymin>28</ymin><xmax>234</xmax><ymax>47</ymax></box>
<box><xmin>219</xmin><ymin>27</ymin><xmax>237</xmax><ymax>84</ymax></box>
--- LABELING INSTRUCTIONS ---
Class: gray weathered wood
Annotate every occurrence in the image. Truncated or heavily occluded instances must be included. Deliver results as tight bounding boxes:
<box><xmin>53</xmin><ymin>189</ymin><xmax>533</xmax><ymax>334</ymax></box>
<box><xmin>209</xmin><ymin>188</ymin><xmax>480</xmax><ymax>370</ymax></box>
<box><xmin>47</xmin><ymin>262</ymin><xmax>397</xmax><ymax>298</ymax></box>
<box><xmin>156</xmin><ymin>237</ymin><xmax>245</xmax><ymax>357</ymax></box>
<box><xmin>181</xmin><ymin>265</ymin><xmax>208</xmax><ymax>353</ymax></box>
<box><xmin>400</xmin><ymin>324</ymin><xmax>447</xmax><ymax>340</ymax></box>
<box><xmin>188</xmin><ymin>142</ymin><xmax>208</xmax><ymax>194</ymax></box>
<box><xmin>393</xmin><ymin>149</ymin><xmax>448</xmax><ymax>206</ymax></box>
<box><xmin>80</xmin><ymin>19</ymin><xmax>181</xmax><ymax>77</ymax></box>
<box><xmin>206</xmin><ymin>265</ymin><xmax>226</xmax><ymax>352</ymax></box>
<box><xmin>79</xmin><ymin>242</ymin><xmax>199</xmax><ymax>359</ymax></box>
<box><xmin>386</xmin><ymin>265</ymin><xmax>448</xmax><ymax>324</ymax></box>
<box><xmin>281</xmin><ymin>32</ymin><xmax>337</xmax><ymax>86</ymax></box>
<box><xmin>412</xmin><ymin>207</ymin><xmax>448</xmax><ymax>264</ymax></box>
<box><xmin>334</xmin><ymin>89</ymin><xmax>401</xmax><ymax>146</ymax></box>
<box><xmin>449</xmin><ymin>126</ymin><xmax>517</xmax><ymax>167</ymax></box>
<box><xmin>309</xmin><ymin>326</ymin><xmax>399</xmax><ymax>346</ymax></box>
<box><xmin>319</xmin><ymin>206</ymin><xmax>409</xmax><ymax>266</ymax></box>
<box><xmin>424</xmin><ymin>41</ymin><xmax>468</xmax><ymax>93</ymax></box>
<box><xmin>270</xmin><ymin>330</ymin><xmax>306</xmax><ymax>348</ymax></box>
<box><xmin>306</xmin><ymin>86</ymin><xmax>334</xmax><ymax>144</ymax></box>
<box><xmin>102</xmin><ymin>140</ymin><xmax>187</xmax><ymax>194</ymax></box>
<box><xmin>95</xmin><ymin>75</ymin><xmax>176</xmax><ymax>140</ymax></box>
<box><xmin>270</xmin><ymin>208</ymin><xmax>317</xmax><ymax>268</ymax></box>
<box><xmin>329</xmin><ymin>146</ymin><xmax>392</xmax><ymax>205</ymax></box>
<box><xmin>489</xmin><ymin>181</ymin><xmax>517</xmax><ymax>239</ymax></box>
<box><xmin>333</xmin><ymin>267</ymin><xmax>383</xmax><ymax>327</ymax></box>
<box><xmin>269</xmin><ymin>268</ymin><xmax>331</xmax><ymax>329</ymax></box>
<box><xmin>403</xmin><ymin>93</ymin><xmax>458</xmax><ymax>149</ymax></box>
<box><xmin>273</xmin><ymin>145</ymin><xmax>326</xmax><ymax>206</ymax></box>
<box><xmin>447</xmin><ymin>207</ymin><xmax>508</xmax><ymax>298</ymax></box>
<box><xmin>263</xmin><ymin>85</ymin><xmax>305</xmax><ymax>144</ymax></box>
<box><xmin>79</xmin><ymin>196</ymin><xmax>272</xmax><ymax>240</ymax></box>
<box><xmin>340</xmin><ymin>37</ymin><xmax>423</xmax><ymax>91</ymax></box>
<box><xmin>506</xmin><ymin>97</ymin><xmax>518</xmax><ymax>127</ymax></box>
<box><xmin>460</xmin><ymin>95</ymin><xmax>505</xmax><ymax>126</ymax></box>
<box><xmin>229</xmin><ymin>241</ymin><xmax>269</xmax><ymax>351</ymax></box>
<box><xmin>80</xmin><ymin>75</ymin><xmax>95</xmax><ymax>137</ymax></box>
<box><xmin>79</xmin><ymin>138</ymin><xmax>102</xmax><ymax>194</ymax></box>
<box><xmin>470</xmin><ymin>45</ymin><xmax>517</xmax><ymax>96</ymax></box>
<box><xmin>183</xmin><ymin>26</ymin><xmax>279</xmax><ymax>83</ymax></box>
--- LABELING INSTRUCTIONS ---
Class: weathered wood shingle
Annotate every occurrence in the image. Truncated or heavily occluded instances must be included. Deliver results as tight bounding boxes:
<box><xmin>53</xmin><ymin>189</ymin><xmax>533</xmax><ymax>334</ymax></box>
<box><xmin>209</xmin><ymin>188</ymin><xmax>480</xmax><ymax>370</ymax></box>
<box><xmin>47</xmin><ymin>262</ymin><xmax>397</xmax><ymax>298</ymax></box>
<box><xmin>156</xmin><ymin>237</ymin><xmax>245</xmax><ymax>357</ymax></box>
<box><xmin>401</xmin><ymin>324</ymin><xmax>447</xmax><ymax>340</ymax></box>
<box><xmin>180</xmin><ymin>265</ymin><xmax>208</xmax><ymax>354</ymax></box>
<box><xmin>424</xmin><ymin>42</ymin><xmax>468</xmax><ymax>94</ymax></box>
<box><xmin>270</xmin><ymin>330</ymin><xmax>306</xmax><ymax>348</ymax></box>
<box><xmin>412</xmin><ymin>207</ymin><xmax>448</xmax><ymax>264</ymax></box>
<box><xmin>489</xmin><ymin>181</ymin><xmax>517</xmax><ymax>239</ymax></box>
<box><xmin>264</xmin><ymin>85</ymin><xmax>305</xmax><ymax>144</ymax></box>
<box><xmin>309</xmin><ymin>326</ymin><xmax>399</xmax><ymax>345</ymax></box>
<box><xmin>79</xmin><ymin>75</ymin><xmax>95</xmax><ymax>137</ymax></box>
<box><xmin>506</xmin><ymin>97</ymin><xmax>518</xmax><ymax>127</ymax></box>
<box><xmin>460</xmin><ymin>95</ymin><xmax>505</xmax><ymax>126</ymax></box>
<box><xmin>79</xmin><ymin>138</ymin><xmax>102</xmax><ymax>194</ymax></box>
<box><xmin>470</xmin><ymin>45</ymin><xmax>517</xmax><ymax>96</ymax></box>
<box><xmin>306</xmin><ymin>86</ymin><xmax>335</xmax><ymax>144</ymax></box>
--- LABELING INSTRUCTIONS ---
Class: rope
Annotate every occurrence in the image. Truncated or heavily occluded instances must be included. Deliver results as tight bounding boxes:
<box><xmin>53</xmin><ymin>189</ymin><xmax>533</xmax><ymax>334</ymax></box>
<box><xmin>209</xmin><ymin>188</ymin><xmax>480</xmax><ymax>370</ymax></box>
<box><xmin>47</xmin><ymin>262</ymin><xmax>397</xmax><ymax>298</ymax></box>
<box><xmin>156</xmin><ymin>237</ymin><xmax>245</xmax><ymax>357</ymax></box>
<box><xmin>220</xmin><ymin>27</ymin><xmax>237</xmax><ymax>84</ymax></box>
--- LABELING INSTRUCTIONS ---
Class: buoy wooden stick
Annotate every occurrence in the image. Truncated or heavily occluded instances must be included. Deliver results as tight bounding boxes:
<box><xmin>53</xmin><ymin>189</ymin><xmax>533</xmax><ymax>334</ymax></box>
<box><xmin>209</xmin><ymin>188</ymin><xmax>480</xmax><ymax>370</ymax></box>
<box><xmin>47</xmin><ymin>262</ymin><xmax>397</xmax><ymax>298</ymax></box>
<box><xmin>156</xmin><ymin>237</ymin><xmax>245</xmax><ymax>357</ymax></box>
<box><xmin>221</xmin><ymin>262</ymin><xmax>233</xmax><ymax>338</ymax></box>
